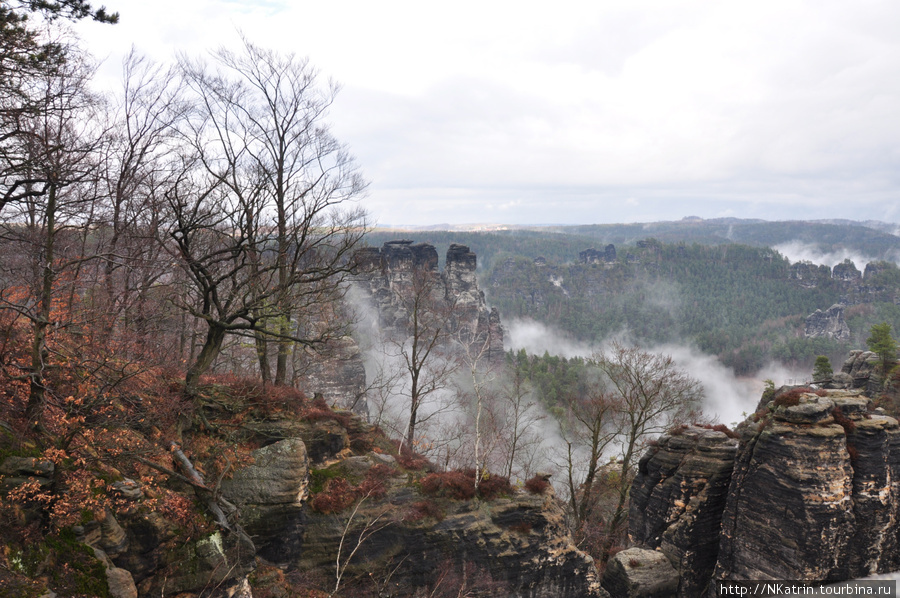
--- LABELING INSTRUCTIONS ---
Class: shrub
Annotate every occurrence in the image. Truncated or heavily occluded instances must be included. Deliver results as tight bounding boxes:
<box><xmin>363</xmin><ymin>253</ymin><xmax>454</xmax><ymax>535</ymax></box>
<box><xmin>712</xmin><ymin>423</ymin><xmax>740</xmax><ymax>439</ymax></box>
<box><xmin>479</xmin><ymin>473</ymin><xmax>513</xmax><ymax>500</ymax></box>
<box><xmin>668</xmin><ymin>424</ymin><xmax>688</xmax><ymax>436</ymax></box>
<box><xmin>404</xmin><ymin>500</ymin><xmax>444</xmax><ymax>522</ymax></box>
<box><xmin>847</xmin><ymin>443</ymin><xmax>860</xmax><ymax>462</ymax></box>
<box><xmin>628</xmin><ymin>558</ymin><xmax>642</xmax><ymax>568</ymax></box>
<box><xmin>420</xmin><ymin>470</ymin><xmax>476</xmax><ymax>500</ymax></box>
<box><xmin>774</xmin><ymin>388</ymin><xmax>809</xmax><ymax>407</ymax></box>
<box><xmin>524</xmin><ymin>475</ymin><xmax>550</xmax><ymax>495</ymax></box>
<box><xmin>832</xmin><ymin>407</ymin><xmax>856</xmax><ymax>434</ymax></box>
<box><xmin>310</xmin><ymin>478</ymin><xmax>357</xmax><ymax>514</ymax></box>
<box><xmin>391</xmin><ymin>440</ymin><xmax>430</xmax><ymax>470</ymax></box>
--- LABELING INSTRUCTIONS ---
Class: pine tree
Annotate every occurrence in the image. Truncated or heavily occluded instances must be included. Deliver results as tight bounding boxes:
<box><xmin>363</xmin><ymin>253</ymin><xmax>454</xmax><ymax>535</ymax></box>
<box><xmin>812</xmin><ymin>355</ymin><xmax>833</xmax><ymax>382</ymax></box>
<box><xmin>867</xmin><ymin>323</ymin><xmax>897</xmax><ymax>374</ymax></box>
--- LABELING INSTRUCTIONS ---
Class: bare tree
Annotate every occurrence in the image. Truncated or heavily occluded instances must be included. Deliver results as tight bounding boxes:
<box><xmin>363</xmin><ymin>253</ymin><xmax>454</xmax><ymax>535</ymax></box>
<box><xmin>0</xmin><ymin>43</ymin><xmax>107</xmax><ymax>426</ymax></box>
<box><xmin>166</xmin><ymin>39</ymin><xmax>367</xmax><ymax>400</ymax></box>
<box><xmin>384</xmin><ymin>266</ymin><xmax>459</xmax><ymax>449</ymax></box>
<box><xmin>92</xmin><ymin>50</ymin><xmax>183</xmax><ymax>355</ymax></box>
<box><xmin>561</xmin><ymin>367</ymin><xmax>619</xmax><ymax>528</ymax></box>
<box><xmin>594</xmin><ymin>341</ymin><xmax>702</xmax><ymax>561</ymax></box>
<box><xmin>494</xmin><ymin>364</ymin><xmax>545</xmax><ymax>480</ymax></box>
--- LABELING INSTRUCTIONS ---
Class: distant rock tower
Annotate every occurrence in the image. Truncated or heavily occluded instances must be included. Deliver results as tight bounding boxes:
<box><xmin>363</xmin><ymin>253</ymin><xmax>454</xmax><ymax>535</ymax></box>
<box><xmin>804</xmin><ymin>304</ymin><xmax>850</xmax><ymax>340</ymax></box>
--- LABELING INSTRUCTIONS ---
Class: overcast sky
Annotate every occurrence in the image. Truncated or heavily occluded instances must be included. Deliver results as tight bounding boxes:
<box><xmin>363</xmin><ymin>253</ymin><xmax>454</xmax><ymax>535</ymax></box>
<box><xmin>75</xmin><ymin>0</ymin><xmax>900</xmax><ymax>227</ymax></box>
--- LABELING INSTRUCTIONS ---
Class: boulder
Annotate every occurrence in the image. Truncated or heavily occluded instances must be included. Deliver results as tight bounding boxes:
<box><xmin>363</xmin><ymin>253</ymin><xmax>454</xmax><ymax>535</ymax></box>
<box><xmin>221</xmin><ymin>437</ymin><xmax>309</xmax><ymax>563</ymax></box>
<box><xmin>601</xmin><ymin>547</ymin><xmax>679</xmax><ymax>598</ymax></box>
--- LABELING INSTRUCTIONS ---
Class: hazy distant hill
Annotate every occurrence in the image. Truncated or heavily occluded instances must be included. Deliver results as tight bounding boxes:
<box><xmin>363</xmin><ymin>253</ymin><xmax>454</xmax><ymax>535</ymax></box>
<box><xmin>363</xmin><ymin>218</ymin><xmax>900</xmax><ymax>272</ymax></box>
<box><xmin>363</xmin><ymin>219</ymin><xmax>900</xmax><ymax>375</ymax></box>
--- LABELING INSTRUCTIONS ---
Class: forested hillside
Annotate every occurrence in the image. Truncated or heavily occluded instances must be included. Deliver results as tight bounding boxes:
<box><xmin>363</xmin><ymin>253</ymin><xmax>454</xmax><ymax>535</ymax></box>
<box><xmin>485</xmin><ymin>239</ymin><xmax>900</xmax><ymax>374</ymax></box>
<box><xmin>363</xmin><ymin>218</ymin><xmax>900</xmax><ymax>273</ymax></box>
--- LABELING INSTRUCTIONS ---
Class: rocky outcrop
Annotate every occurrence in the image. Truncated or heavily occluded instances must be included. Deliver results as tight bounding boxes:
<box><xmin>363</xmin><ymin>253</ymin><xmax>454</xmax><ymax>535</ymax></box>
<box><xmin>804</xmin><ymin>304</ymin><xmax>851</xmax><ymax>340</ymax></box>
<box><xmin>353</xmin><ymin>240</ymin><xmax>504</xmax><ymax>363</ymax></box>
<box><xmin>580</xmin><ymin>245</ymin><xmax>617</xmax><ymax>264</ymax></box>
<box><xmin>833</xmin><ymin>259</ymin><xmax>862</xmax><ymax>282</ymax></box>
<box><xmin>629</xmin><ymin>426</ymin><xmax>738</xmax><ymax>597</ymax></box>
<box><xmin>220</xmin><ymin>437</ymin><xmax>309</xmax><ymax>563</ymax></box>
<box><xmin>712</xmin><ymin>391</ymin><xmax>900</xmax><ymax>585</ymax></box>
<box><xmin>836</xmin><ymin>350</ymin><xmax>881</xmax><ymax>392</ymax></box>
<box><xmin>791</xmin><ymin>262</ymin><xmax>832</xmax><ymax>289</ymax></box>
<box><xmin>295</xmin><ymin>335</ymin><xmax>367</xmax><ymax>413</ymax></box>
<box><xmin>300</xmin><ymin>460</ymin><xmax>606</xmax><ymax>598</ymax></box>
<box><xmin>627</xmin><ymin>389</ymin><xmax>900</xmax><ymax>596</ymax></box>
<box><xmin>601</xmin><ymin>547</ymin><xmax>678</xmax><ymax>598</ymax></box>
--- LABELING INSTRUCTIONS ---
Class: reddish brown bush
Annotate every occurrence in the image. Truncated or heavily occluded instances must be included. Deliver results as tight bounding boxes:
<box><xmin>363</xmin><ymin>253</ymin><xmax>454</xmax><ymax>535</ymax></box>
<box><xmin>391</xmin><ymin>440</ymin><xmax>430</xmax><ymax>470</ymax></box>
<box><xmin>668</xmin><ymin>424</ymin><xmax>688</xmax><ymax>436</ymax></box>
<box><xmin>301</xmin><ymin>397</ymin><xmax>352</xmax><ymax>429</ymax></box>
<box><xmin>421</xmin><ymin>469</ymin><xmax>512</xmax><ymax>501</ymax></box>
<box><xmin>478</xmin><ymin>474</ymin><xmax>513</xmax><ymax>500</ymax></box>
<box><xmin>404</xmin><ymin>500</ymin><xmax>445</xmax><ymax>522</ymax></box>
<box><xmin>774</xmin><ymin>388</ymin><xmax>806</xmax><ymax>407</ymax></box>
<box><xmin>524</xmin><ymin>475</ymin><xmax>550</xmax><ymax>495</ymax></box>
<box><xmin>832</xmin><ymin>407</ymin><xmax>857</xmax><ymax>434</ymax></box>
<box><xmin>509</xmin><ymin>521</ymin><xmax>532</xmax><ymax>535</ymax></box>
<box><xmin>712</xmin><ymin>423</ymin><xmax>740</xmax><ymax>439</ymax></box>
<box><xmin>356</xmin><ymin>463</ymin><xmax>398</xmax><ymax>500</ymax></box>
<box><xmin>847</xmin><ymin>443</ymin><xmax>860</xmax><ymax>462</ymax></box>
<box><xmin>310</xmin><ymin>478</ymin><xmax>357</xmax><ymax>514</ymax></box>
<box><xmin>420</xmin><ymin>470</ymin><xmax>476</xmax><ymax>500</ymax></box>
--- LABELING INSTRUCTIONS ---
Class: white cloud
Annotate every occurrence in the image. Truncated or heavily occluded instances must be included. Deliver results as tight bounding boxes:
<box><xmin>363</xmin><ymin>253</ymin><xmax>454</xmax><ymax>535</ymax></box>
<box><xmin>76</xmin><ymin>0</ymin><xmax>900</xmax><ymax>225</ymax></box>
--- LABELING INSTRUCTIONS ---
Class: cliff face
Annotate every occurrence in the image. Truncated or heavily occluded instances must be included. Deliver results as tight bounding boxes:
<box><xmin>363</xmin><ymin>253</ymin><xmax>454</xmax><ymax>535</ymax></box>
<box><xmin>353</xmin><ymin>240</ymin><xmax>504</xmax><ymax>362</ymax></box>
<box><xmin>629</xmin><ymin>388</ymin><xmax>900</xmax><ymax>597</ymax></box>
<box><xmin>804</xmin><ymin>304</ymin><xmax>851</xmax><ymax>340</ymax></box>
<box><xmin>629</xmin><ymin>426</ymin><xmax>738</xmax><ymax>597</ymax></box>
<box><xmin>32</xmin><ymin>392</ymin><xmax>600</xmax><ymax>598</ymax></box>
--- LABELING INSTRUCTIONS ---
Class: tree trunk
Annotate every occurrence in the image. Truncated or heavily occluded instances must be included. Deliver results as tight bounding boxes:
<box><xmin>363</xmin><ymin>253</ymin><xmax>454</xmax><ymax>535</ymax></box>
<box><xmin>254</xmin><ymin>330</ymin><xmax>271</xmax><ymax>384</ymax></box>
<box><xmin>274</xmin><ymin>314</ymin><xmax>290</xmax><ymax>385</ymax></box>
<box><xmin>25</xmin><ymin>182</ymin><xmax>57</xmax><ymax>427</ymax></box>
<box><xmin>184</xmin><ymin>324</ymin><xmax>227</xmax><ymax>398</ymax></box>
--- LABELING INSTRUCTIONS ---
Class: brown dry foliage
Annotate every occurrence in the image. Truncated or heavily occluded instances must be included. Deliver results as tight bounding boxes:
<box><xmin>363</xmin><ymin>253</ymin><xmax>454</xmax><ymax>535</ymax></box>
<box><xmin>404</xmin><ymin>499</ymin><xmax>445</xmax><ymax>522</ymax></box>
<box><xmin>524</xmin><ymin>475</ymin><xmax>550</xmax><ymax>495</ymax></box>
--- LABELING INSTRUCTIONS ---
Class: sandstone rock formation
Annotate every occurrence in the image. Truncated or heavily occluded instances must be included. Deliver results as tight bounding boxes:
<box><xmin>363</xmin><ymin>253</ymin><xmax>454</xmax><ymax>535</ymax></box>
<box><xmin>790</xmin><ymin>262</ymin><xmax>832</xmax><ymax>289</ymax></box>
<box><xmin>601</xmin><ymin>547</ymin><xmax>679</xmax><ymax>598</ymax></box>
<box><xmin>804</xmin><ymin>304</ymin><xmax>851</xmax><ymax>340</ymax></box>
<box><xmin>629</xmin><ymin>426</ymin><xmax>738</xmax><ymax>596</ymax></box>
<box><xmin>580</xmin><ymin>245</ymin><xmax>617</xmax><ymax>264</ymax></box>
<box><xmin>300</xmin><ymin>458</ymin><xmax>607</xmax><ymax>598</ymax></box>
<box><xmin>628</xmin><ymin>389</ymin><xmax>900</xmax><ymax>597</ymax></box>
<box><xmin>353</xmin><ymin>240</ymin><xmax>504</xmax><ymax>363</ymax></box>
<box><xmin>295</xmin><ymin>335</ymin><xmax>367</xmax><ymax>413</ymax></box>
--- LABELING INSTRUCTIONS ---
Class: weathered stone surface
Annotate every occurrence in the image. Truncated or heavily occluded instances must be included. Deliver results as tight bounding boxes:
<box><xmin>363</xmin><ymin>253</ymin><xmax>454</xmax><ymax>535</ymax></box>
<box><xmin>353</xmin><ymin>241</ymin><xmax>504</xmax><ymax>364</ymax></box>
<box><xmin>138</xmin><ymin>531</ymin><xmax>256</xmax><ymax>597</ymax></box>
<box><xmin>221</xmin><ymin>437</ymin><xmax>309</xmax><ymax>563</ymax></box>
<box><xmin>601</xmin><ymin>547</ymin><xmax>679</xmax><ymax>598</ymax></box>
<box><xmin>629</xmin><ymin>426</ymin><xmax>738</xmax><ymax>597</ymax></box>
<box><xmin>791</xmin><ymin>262</ymin><xmax>832</xmax><ymax>288</ymax></box>
<box><xmin>805</xmin><ymin>304</ymin><xmax>850</xmax><ymax>340</ymax></box>
<box><xmin>712</xmin><ymin>391</ymin><xmax>900</xmax><ymax>586</ymax></box>
<box><xmin>299</xmin><ymin>480</ymin><xmax>605</xmax><ymax>597</ymax></box>
<box><xmin>833</xmin><ymin>260</ymin><xmax>862</xmax><ymax>282</ymax></box>
<box><xmin>840</xmin><ymin>350</ymin><xmax>882</xmax><ymax>394</ymax></box>
<box><xmin>295</xmin><ymin>335</ymin><xmax>367</xmax><ymax>414</ymax></box>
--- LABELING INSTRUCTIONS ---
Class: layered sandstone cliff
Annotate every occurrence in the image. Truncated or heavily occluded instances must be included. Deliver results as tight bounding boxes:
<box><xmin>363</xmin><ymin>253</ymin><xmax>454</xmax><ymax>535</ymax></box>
<box><xmin>353</xmin><ymin>240</ymin><xmax>504</xmax><ymax>363</ymax></box>
<box><xmin>628</xmin><ymin>387</ymin><xmax>900</xmax><ymax>597</ymax></box>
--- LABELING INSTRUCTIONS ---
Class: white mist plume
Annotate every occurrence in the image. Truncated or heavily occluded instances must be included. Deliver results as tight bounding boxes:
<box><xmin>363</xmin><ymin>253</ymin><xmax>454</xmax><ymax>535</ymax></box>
<box><xmin>773</xmin><ymin>240</ymin><xmax>881</xmax><ymax>269</ymax></box>
<box><xmin>505</xmin><ymin>318</ymin><xmax>771</xmax><ymax>427</ymax></box>
<box><xmin>506</xmin><ymin>319</ymin><xmax>594</xmax><ymax>358</ymax></box>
